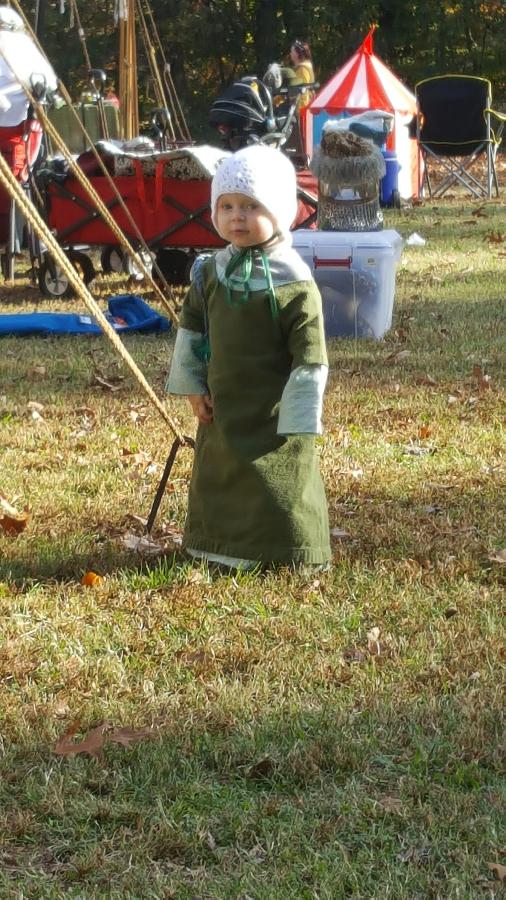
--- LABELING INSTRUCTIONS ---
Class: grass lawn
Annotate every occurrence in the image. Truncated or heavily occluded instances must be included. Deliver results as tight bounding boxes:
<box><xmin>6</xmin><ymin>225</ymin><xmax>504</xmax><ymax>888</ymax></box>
<box><xmin>0</xmin><ymin>195</ymin><xmax>504</xmax><ymax>898</ymax></box>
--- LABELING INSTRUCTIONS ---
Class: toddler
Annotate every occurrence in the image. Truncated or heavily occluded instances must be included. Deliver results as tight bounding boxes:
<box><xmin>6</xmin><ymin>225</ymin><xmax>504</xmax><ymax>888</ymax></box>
<box><xmin>167</xmin><ymin>144</ymin><xmax>330</xmax><ymax>568</ymax></box>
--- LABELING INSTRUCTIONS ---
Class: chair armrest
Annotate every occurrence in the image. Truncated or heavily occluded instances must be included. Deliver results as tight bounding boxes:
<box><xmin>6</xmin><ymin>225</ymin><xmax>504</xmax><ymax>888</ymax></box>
<box><xmin>485</xmin><ymin>109</ymin><xmax>505</xmax><ymax>143</ymax></box>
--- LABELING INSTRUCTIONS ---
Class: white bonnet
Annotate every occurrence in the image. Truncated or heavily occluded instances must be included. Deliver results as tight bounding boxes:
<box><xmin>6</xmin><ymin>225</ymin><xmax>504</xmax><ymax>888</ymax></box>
<box><xmin>211</xmin><ymin>145</ymin><xmax>298</xmax><ymax>238</ymax></box>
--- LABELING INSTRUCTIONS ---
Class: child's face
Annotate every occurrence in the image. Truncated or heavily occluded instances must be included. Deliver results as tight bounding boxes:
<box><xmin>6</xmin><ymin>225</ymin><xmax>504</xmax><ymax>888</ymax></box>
<box><xmin>215</xmin><ymin>193</ymin><xmax>277</xmax><ymax>248</ymax></box>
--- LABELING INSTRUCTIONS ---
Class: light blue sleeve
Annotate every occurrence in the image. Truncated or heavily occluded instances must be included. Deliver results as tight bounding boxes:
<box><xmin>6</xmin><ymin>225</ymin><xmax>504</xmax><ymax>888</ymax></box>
<box><xmin>277</xmin><ymin>364</ymin><xmax>328</xmax><ymax>435</ymax></box>
<box><xmin>166</xmin><ymin>327</ymin><xmax>208</xmax><ymax>396</ymax></box>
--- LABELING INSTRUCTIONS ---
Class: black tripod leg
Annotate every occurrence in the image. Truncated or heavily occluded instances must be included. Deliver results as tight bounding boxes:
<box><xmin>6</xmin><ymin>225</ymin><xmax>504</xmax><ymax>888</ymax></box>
<box><xmin>145</xmin><ymin>436</ymin><xmax>195</xmax><ymax>534</ymax></box>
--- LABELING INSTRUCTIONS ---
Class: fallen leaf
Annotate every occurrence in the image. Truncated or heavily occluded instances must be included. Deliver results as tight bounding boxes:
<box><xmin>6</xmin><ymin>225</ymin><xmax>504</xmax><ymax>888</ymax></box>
<box><xmin>54</xmin><ymin>723</ymin><xmax>107</xmax><ymax>762</ymax></box>
<box><xmin>93</xmin><ymin>373</ymin><xmax>123</xmax><ymax>392</ymax></box>
<box><xmin>330</xmin><ymin>527</ymin><xmax>350</xmax><ymax>540</ymax></box>
<box><xmin>488</xmin><ymin>863</ymin><xmax>506</xmax><ymax>882</ymax></box>
<box><xmin>204</xmin><ymin>831</ymin><xmax>217</xmax><ymax>851</ymax></box>
<box><xmin>0</xmin><ymin>493</ymin><xmax>30</xmax><ymax>535</ymax></box>
<box><xmin>27</xmin><ymin>401</ymin><xmax>45</xmax><ymax>413</ymax></box>
<box><xmin>471</xmin><ymin>206</ymin><xmax>488</xmax><ymax>218</ymax></box>
<box><xmin>108</xmin><ymin>726</ymin><xmax>157</xmax><ymax>748</ymax></box>
<box><xmin>80</xmin><ymin>571</ymin><xmax>104</xmax><ymax>587</ymax></box>
<box><xmin>187</xmin><ymin>569</ymin><xmax>206</xmax><ymax>584</ymax></box>
<box><xmin>121</xmin><ymin>533</ymin><xmax>162</xmax><ymax>554</ymax></box>
<box><xmin>121</xmin><ymin>448</ymin><xmax>152</xmax><ymax>467</ymax></box>
<box><xmin>129</xmin><ymin>410</ymin><xmax>147</xmax><ymax>424</ymax></box>
<box><xmin>342</xmin><ymin>646</ymin><xmax>366</xmax><ymax>663</ymax></box>
<box><xmin>484</xmin><ymin>231</ymin><xmax>504</xmax><ymax>244</ymax></box>
<box><xmin>367</xmin><ymin>626</ymin><xmax>381</xmax><ymax>655</ymax></box>
<box><xmin>416</xmin><ymin>374</ymin><xmax>437</xmax><ymax>386</ymax></box>
<box><xmin>27</xmin><ymin>364</ymin><xmax>47</xmax><ymax>377</ymax></box>
<box><xmin>73</xmin><ymin>406</ymin><xmax>96</xmax><ymax>420</ymax></box>
<box><xmin>487</xmin><ymin>549</ymin><xmax>506</xmax><ymax>565</ymax></box>
<box><xmin>403</xmin><ymin>445</ymin><xmax>434</xmax><ymax>457</ymax></box>
<box><xmin>418</xmin><ymin>425</ymin><xmax>432</xmax><ymax>439</ymax></box>
<box><xmin>160</xmin><ymin>523</ymin><xmax>183</xmax><ymax>546</ymax></box>
<box><xmin>124</xmin><ymin>513</ymin><xmax>148</xmax><ymax>528</ymax></box>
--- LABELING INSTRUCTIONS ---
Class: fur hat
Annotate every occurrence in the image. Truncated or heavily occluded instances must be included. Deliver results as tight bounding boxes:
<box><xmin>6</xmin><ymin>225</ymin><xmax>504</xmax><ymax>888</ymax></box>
<box><xmin>211</xmin><ymin>145</ymin><xmax>298</xmax><ymax>239</ymax></box>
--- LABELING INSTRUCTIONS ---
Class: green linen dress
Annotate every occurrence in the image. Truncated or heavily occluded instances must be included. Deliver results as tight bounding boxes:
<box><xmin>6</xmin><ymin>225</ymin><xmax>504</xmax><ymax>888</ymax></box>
<box><xmin>176</xmin><ymin>256</ymin><xmax>331</xmax><ymax>566</ymax></box>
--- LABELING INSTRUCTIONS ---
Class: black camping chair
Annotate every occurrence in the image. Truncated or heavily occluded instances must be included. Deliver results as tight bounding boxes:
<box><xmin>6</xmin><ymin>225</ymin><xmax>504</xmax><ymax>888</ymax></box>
<box><xmin>415</xmin><ymin>75</ymin><xmax>505</xmax><ymax>199</ymax></box>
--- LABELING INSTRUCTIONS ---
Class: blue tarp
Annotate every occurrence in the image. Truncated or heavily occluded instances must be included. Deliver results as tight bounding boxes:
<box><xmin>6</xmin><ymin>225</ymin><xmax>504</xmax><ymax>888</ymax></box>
<box><xmin>0</xmin><ymin>294</ymin><xmax>171</xmax><ymax>337</ymax></box>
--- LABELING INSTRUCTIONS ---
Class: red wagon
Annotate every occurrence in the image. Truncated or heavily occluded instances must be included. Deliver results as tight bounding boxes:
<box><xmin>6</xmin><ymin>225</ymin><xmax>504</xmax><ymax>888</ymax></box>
<box><xmin>39</xmin><ymin>147</ymin><xmax>317</xmax><ymax>297</ymax></box>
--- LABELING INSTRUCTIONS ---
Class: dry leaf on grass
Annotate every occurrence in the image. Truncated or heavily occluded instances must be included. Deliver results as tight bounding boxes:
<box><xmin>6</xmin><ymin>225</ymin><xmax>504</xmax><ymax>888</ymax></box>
<box><xmin>93</xmin><ymin>373</ymin><xmax>123</xmax><ymax>392</ymax></box>
<box><xmin>330</xmin><ymin>527</ymin><xmax>350</xmax><ymax>540</ymax></box>
<box><xmin>416</xmin><ymin>374</ymin><xmax>437</xmax><ymax>386</ymax></box>
<box><xmin>54</xmin><ymin>722</ymin><xmax>157</xmax><ymax>761</ymax></box>
<box><xmin>418</xmin><ymin>425</ymin><xmax>432</xmax><ymax>439</ymax></box>
<box><xmin>160</xmin><ymin>523</ymin><xmax>183</xmax><ymax>546</ymax></box>
<box><xmin>73</xmin><ymin>406</ymin><xmax>97</xmax><ymax>422</ymax></box>
<box><xmin>129</xmin><ymin>409</ymin><xmax>148</xmax><ymax>424</ymax></box>
<box><xmin>488</xmin><ymin>863</ymin><xmax>506</xmax><ymax>882</ymax></box>
<box><xmin>403</xmin><ymin>445</ymin><xmax>435</xmax><ymax>457</ymax></box>
<box><xmin>484</xmin><ymin>231</ymin><xmax>504</xmax><ymax>244</ymax></box>
<box><xmin>121</xmin><ymin>532</ymin><xmax>163</xmax><ymax>554</ymax></box>
<box><xmin>487</xmin><ymin>548</ymin><xmax>506</xmax><ymax>565</ymax></box>
<box><xmin>54</xmin><ymin>723</ymin><xmax>107</xmax><ymax>762</ymax></box>
<box><xmin>0</xmin><ymin>493</ymin><xmax>29</xmax><ymax>536</ymax></box>
<box><xmin>367</xmin><ymin>626</ymin><xmax>381</xmax><ymax>656</ymax></box>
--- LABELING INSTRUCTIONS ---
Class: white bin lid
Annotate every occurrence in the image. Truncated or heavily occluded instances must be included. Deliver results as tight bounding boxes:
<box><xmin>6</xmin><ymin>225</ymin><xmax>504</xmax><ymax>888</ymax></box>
<box><xmin>292</xmin><ymin>229</ymin><xmax>403</xmax><ymax>261</ymax></box>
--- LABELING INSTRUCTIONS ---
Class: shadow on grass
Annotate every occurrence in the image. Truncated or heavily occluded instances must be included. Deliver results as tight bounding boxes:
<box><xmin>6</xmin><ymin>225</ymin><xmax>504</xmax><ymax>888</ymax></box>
<box><xmin>0</xmin><ymin>295</ymin><xmax>502</xmax><ymax>403</ymax></box>
<box><xmin>1</xmin><ymin>474</ymin><xmax>503</xmax><ymax>587</ymax></box>
<box><xmin>1</xmin><ymin>696</ymin><xmax>503</xmax><ymax>896</ymax></box>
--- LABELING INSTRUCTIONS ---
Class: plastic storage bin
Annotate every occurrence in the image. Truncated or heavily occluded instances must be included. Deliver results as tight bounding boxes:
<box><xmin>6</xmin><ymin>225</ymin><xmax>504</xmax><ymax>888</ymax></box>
<box><xmin>292</xmin><ymin>229</ymin><xmax>403</xmax><ymax>339</ymax></box>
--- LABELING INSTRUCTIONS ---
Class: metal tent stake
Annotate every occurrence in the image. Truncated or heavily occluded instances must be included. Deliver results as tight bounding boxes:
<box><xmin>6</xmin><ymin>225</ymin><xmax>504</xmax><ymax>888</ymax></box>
<box><xmin>146</xmin><ymin>435</ymin><xmax>195</xmax><ymax>534</ymax></box>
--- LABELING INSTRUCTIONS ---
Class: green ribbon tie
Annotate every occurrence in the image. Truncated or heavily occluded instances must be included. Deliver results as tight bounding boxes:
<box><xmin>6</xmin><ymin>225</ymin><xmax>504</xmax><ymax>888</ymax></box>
<box><xmin>225</xmin><ymin>247</ymin><xmax>278</xmax><ymax>320</ymax></box>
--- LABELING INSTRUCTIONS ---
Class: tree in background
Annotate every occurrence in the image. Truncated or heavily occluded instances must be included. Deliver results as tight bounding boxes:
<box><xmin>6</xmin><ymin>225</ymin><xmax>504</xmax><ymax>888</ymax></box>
<box><xmin>27</xmin><ymin>0</ymin><xmax>505</xmax><ymax>141</ymax></box>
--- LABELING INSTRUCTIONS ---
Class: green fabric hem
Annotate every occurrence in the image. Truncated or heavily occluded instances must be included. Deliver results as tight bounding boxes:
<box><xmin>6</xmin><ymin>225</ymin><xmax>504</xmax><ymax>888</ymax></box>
<box><xmin>183</xmin><ymin>535</ymin><xmax>331</xmax><ymax>565</ymax></box>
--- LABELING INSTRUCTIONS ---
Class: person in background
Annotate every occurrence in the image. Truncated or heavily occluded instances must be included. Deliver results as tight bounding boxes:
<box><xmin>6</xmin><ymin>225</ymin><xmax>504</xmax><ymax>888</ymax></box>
<box><xmin>166</xmin><ymin>144</ymin><xmax>330</xmax><ymax>570</ymax></box>
<box><xmin>290</xmin><ymin>39</ymin><xmax>315</xmax><ymax>110</ymax></box>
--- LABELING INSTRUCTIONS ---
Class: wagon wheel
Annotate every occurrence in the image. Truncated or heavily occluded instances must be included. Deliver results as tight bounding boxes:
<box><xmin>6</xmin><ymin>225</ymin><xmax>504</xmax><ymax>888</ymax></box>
<box><xmin>155</xmin><ymin>248</ymin><xmax>195</xmax><ymax>286</ymax></box>
<box><xmin>38</xmin><ymin>250</ymin><xmax>96</xmax><ymax>299</ymax></box>
<box><xmin>122</xmin><ymin>249</ymin><xmax>153</xmax><ymax>281</ymax></box>
<box><xmin>100</xmin><ymin>246</ymin><xmax>124</xmax><ymax>274</ymax></box>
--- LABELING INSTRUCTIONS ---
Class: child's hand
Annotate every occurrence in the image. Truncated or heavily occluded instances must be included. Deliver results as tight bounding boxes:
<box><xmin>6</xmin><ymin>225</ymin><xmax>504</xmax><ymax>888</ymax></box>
<box><xmin>188</xmin><ymin>394</ymin><xmax>213</xmax><ymax>424</ymax></box>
